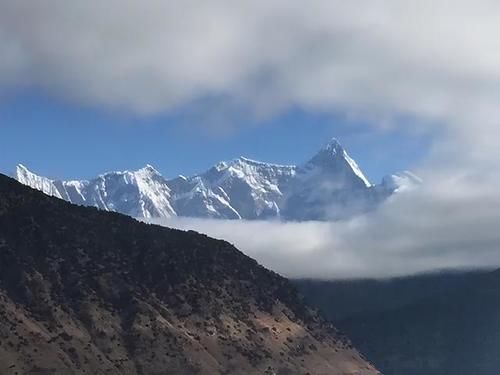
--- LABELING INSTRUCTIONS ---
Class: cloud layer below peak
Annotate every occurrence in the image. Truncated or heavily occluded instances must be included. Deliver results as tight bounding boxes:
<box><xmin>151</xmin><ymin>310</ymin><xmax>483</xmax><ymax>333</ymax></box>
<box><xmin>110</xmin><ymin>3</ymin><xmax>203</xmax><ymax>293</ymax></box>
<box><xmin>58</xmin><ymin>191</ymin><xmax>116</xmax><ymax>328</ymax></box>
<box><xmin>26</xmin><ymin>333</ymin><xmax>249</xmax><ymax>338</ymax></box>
<box><xmin>148</xmin><ymin>168</ymin><xmax>500</xmax><ymax>280</ymax></box>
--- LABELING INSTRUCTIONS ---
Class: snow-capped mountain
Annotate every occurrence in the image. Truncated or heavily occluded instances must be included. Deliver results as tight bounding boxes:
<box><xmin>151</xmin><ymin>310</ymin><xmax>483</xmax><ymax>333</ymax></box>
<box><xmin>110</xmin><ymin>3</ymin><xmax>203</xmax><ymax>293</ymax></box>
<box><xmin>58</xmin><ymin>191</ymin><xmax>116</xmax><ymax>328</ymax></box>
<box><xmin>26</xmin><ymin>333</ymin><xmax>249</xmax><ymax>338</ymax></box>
<box><xmin>16</xmin><ymin>164</ymin><xmax>176</xmax><ymax>218</ymax></box>
<box><xmin>15</xmin><ymin>138</ymin><xmax>418</xmax><ymax>221</ymax></box>
<box><xmin>169</xmin><ymin>157</ymin><xmax>296</xmax><ymax>220</ymax></box>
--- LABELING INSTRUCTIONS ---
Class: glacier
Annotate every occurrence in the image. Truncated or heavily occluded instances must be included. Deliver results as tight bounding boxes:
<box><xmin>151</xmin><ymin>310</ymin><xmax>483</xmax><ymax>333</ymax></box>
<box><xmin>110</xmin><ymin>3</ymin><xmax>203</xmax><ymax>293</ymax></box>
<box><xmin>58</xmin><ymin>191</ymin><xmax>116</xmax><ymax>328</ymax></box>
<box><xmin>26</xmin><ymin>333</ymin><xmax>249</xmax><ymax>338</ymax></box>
<box><xmin>14</xmin><ymin>138</ymin><xmax>420</xmax><ymax>221</ymax></box>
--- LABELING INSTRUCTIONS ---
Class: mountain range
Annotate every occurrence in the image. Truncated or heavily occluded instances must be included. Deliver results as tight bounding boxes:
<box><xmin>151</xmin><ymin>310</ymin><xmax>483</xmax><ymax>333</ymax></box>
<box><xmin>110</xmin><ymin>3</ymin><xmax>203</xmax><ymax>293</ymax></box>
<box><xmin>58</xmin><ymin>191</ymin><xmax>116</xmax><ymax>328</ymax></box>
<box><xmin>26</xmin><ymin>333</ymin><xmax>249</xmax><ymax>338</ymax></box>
<box><xmin>15</xmin><ymin>138</ymin><xmax>420</xmax><ymax>221</ymax></box>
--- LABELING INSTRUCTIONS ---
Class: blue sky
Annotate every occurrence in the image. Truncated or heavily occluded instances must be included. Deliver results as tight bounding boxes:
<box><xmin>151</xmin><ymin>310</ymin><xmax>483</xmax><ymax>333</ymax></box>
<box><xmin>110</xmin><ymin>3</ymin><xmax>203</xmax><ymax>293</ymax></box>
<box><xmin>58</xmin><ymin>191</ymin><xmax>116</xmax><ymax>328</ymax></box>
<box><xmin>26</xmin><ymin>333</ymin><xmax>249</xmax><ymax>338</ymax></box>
<box><xmin>0</xmin><ymin>92</ymin><xmax>431</xmax><ymax>183</ymax></box>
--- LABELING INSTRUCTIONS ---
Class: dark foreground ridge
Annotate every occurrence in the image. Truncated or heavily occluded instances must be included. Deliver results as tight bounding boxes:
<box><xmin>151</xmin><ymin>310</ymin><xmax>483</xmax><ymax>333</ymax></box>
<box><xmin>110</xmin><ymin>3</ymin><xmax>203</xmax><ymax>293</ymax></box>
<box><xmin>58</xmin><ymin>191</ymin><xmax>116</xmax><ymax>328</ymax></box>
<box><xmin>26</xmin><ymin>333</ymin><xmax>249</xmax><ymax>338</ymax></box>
<box><xmin>0</xmin><ymin>174</ymin><xmax>378</xmax><ymax>374</ymax></box>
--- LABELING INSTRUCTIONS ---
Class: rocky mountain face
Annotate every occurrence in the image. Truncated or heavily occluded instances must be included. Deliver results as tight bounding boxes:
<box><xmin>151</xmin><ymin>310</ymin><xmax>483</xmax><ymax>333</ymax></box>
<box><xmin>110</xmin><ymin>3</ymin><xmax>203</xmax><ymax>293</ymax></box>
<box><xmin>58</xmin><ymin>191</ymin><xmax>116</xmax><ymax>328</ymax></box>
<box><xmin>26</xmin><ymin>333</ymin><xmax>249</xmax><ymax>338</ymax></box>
<box><xmin>15</xmin><ymin>138</ymin><xmax>419</xmax><ymax>221</ymax></box>
<box><xmin>0</xmin><ymin>174</ymin><xmax>379</xmax><ymax>374</ymax></box>
<box><xmin>16</xmin><ymin>164</ymin><xmax>176</xmax><ymax>219</ymax></box>
<box><xmin>295</xmin><ymin>270</ymin><xmax>500</xmax><ymax>375</ymax></box>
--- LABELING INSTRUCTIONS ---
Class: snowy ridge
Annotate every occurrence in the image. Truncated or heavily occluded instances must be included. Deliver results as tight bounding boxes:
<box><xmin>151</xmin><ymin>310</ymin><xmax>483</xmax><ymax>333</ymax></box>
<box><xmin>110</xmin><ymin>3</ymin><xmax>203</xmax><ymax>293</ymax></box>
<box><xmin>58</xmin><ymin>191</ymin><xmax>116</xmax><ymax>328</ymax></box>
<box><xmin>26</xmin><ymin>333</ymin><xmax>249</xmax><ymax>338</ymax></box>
<box><xmin>343</xmin><ymin>152</ymin><xmax>372</xmax><ymax>187</ymax></box>
<box><xmin>15</xmin><ymin>164</ymin><xmax>89</xmax><ymax>203</ymax></box>
<box><xmin>16</xmin><ymin>164</ymin><xmax>176</xmax><ymax>218</ymax></box>
<box><xmin>14</xmin><ymin>138</ymin><xmax>417</xmax><ymax>221</ymax></box>
<box><xmin>172</xmin><ymin>156</ymin><xmax>296</xmax><ymax>219</ymax></box>
<box><xmin>16</xmin><ymin>164</ymin><xmax>64</xmax><ymax>199</ymax></box>
<box><xmin>237</xmin><ymin>156</ymin><xmax>296</xmax><ymax>168</ymax></box>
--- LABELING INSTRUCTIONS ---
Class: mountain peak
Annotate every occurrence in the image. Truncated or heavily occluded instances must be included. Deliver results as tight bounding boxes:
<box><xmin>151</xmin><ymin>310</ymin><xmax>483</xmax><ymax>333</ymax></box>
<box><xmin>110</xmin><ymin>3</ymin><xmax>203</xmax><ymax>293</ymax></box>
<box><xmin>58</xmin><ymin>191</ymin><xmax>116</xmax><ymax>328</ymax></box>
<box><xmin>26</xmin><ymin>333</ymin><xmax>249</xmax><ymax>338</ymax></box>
<box><xmin>15</xmin><ymin>164</ymin><xmax>34</xmax><ymax>185</ymax></box>
<box><xmin>320</xmin><ymin>138</ymin><xmax>344</xmax><ymax>154</ymax></box>
<box><xmin>305</xmin><ymin>139</ymin><xmax>371</xmax><ymax>188</ymax></box>
<box><xmin>14</xmin><ymin>164</ymin><xmax>64</xmax><ymax>199</ymax></box>
<box><xmin>135</xmin><ymin>164</ymin><xmax>162</xmax><ymax>177</ymax></box>
<box><xmin>16</xmin><ymin>163</ymin><xmax>29</xmax><ymax>172</ymax></box>
<box><xmin>15</xmin><ymin>163</ymin><xmax>35</xmax><ymax>178</ymax></box>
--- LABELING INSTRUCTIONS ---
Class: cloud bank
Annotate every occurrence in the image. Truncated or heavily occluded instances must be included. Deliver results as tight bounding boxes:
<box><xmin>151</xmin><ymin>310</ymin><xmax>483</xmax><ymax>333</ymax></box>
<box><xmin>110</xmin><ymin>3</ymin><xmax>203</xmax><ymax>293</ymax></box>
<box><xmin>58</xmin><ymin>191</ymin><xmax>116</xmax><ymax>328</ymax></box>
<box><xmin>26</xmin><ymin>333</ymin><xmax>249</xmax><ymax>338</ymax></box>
<box><xmin>1</xmin><ymin>1</ymin><xmax>500</xmax><ymax>132</ymax></box>
<box><xmin>148</xmin><ymin>169</ymin><xmax>500</xmax><ymax>279</ymax></box>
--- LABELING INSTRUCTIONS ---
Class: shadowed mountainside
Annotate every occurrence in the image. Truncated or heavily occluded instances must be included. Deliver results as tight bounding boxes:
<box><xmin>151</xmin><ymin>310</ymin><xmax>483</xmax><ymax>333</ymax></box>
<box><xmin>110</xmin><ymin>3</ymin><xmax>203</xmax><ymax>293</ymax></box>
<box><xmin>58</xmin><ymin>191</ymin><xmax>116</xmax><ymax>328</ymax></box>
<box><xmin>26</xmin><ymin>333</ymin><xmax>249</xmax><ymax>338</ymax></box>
<box><xmin>296</xmin><ymin>271</ymin><xmax>500</xmax><ymax>375</ymax></box>
<box><xmin>0</xmin><ymin>174</ymin><xmax>378</xmax><ymax>375</ymax></box>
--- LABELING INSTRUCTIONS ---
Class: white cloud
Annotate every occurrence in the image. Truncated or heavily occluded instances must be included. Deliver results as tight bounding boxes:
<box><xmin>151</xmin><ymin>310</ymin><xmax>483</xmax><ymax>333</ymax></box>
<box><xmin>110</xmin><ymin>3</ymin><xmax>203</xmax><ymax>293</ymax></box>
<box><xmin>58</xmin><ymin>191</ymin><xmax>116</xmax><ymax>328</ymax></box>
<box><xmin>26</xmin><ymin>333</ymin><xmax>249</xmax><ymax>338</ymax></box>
<box><xmin>1</xmin><ymin>1</ymin><xmax>500</xmax><ymax>136</ymax></box>
<box><xmin>149</xmin><ymin>171</ymin><xmax>500</xmax><ymax>279</ymax></box>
